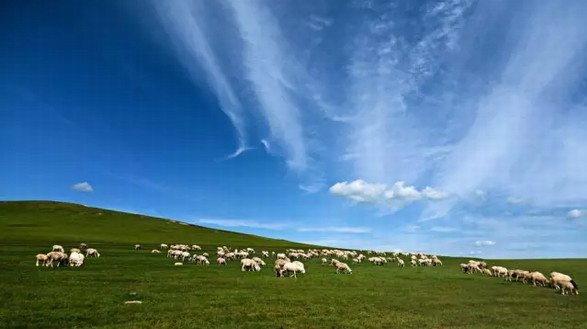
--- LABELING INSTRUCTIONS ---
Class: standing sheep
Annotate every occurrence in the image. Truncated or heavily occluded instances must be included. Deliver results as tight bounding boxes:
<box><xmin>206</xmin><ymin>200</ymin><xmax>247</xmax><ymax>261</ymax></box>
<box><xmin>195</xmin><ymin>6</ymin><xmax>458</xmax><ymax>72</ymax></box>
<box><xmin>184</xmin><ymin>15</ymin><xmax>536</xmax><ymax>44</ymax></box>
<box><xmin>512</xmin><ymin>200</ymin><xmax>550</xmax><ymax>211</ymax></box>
<box><xmin>134</xmin><ymin>244</ymin><xmax>141</xmax><ymax>251</ymax></box>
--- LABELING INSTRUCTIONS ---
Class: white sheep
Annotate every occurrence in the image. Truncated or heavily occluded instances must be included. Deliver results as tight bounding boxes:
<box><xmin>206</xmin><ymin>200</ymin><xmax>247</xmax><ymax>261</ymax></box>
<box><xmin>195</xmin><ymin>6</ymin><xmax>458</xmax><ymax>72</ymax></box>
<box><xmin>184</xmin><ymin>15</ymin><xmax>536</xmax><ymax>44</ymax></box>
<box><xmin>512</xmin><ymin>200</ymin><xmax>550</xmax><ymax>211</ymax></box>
<box><xmin>530</xmin><ymin>271</ymin><xmax>548</xmax><ymax>287</ymax></box>
<box><xmin>52</xmin><ymin>245</ymin><xmax>64</xmax><ymax>253</ymax></box>
<box><xmin>336</xmin><ymin>262</ymin><xmax>352</xmax><ymax>274</ymax></box>
<box><xmin>46</xmin><ymin>251</ymin><xmax>66</xmax><ymax>268</ymax></box>
<box><xmin>69</xmin><ymin>252</ymin><xmax>85</xmax><ymax>267</ymax></box>
<box><xmin>262</xmin><ymin>251</ymin><xmax>269</xmax><ymax>258</ymax></box>
<box><xmin>550</xmin><ymin>272</ymin><xmax>578</xmax><ymax>293</ymax></box>
<box><xmin>217</xmin><ymin>257</ymin><xmax>226</xmax><ymax>265</ymax></box>
<box><xmin>559</xmin><ymin>280</ymin><xmax>579</xmax><ymax>295</ymax></box>
<box><xmin>281</xmin><ymin>261</ymin><xmax>305</xmax><ymax>278</ymax></box>
<box><xmin>134</xmin><ymin>244</ymin><xmax>141</xmax><ymax>250</ymax></box>
<box><xmin>174</xmin><ymin>262</ymin><xmax>183</xmax><ymax>266</ymax></box>
<box><xmin>86</xmin><ymin>248</ymin><xmax>100</xmax><ymax>258</ymax></box>
<box><xmin>252</xmin><ymin>257</ymin><xmax>266</xmax><ymax>266</ymax></box>
<box><xmin>397</xmin><ymin>259</ymin><xmax>405</xmax><ymax>267</ymax></box>
<box><xmin>160</xmin><ymin>244</ymin><xmax>168</xmax><ymax>250</ymax></box>
<box><xmin>151</xmin><ymin>249</ymin><xmax>161</xmax><ymax>254</ymax></box>
<box><xmin>241</xmin><ymin>258</ymin><xmax>260</xmax><ymax>272</ymax></box>
<box><xmin>35</xmin><ymin>254</ymin><xmax>48</xmax><ymax>267</ymax></box>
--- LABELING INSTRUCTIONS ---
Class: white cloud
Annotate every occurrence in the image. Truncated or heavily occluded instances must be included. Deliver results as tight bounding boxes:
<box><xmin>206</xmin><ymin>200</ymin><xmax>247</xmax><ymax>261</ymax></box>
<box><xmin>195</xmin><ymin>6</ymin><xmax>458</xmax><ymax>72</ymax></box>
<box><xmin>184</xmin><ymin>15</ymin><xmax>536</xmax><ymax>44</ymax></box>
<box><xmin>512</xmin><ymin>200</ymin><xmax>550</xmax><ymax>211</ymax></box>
<box><xmin>422</xmin><ymin>186</ymin><xmax>449</xmax><ymax>200</ymax></box>
<box><xmin>197</xmin><ymin>218</ymin><xmax>287</xmax><ymax>230</ymax></box>
<box><xmin>72</xmin><ymin>182</ymin><xmax>93</xmax><ymax>193</ymax></box>
<box><xmin>567</xmin><ymin>209</ymin><xmax>583</xmax><ymax>219</ymax></box>
<box><xmin>297</xmin><ymin>226</ymin><xmax>370</xmax><ymax>234</ymax></box>
<box><xmin>329</xmin><ymin>179</ymin><xmax>387</xmax><ymax>203</ymax></box>
<box><xmin>329</xmin><ymin>179</ymin><xmax>448</xmax><ymax>207</ymax></box>
<box><xmin>474</xmin><ymin>240</ymin><xmax>496</xmax><ymax>247</ymax></box>
<box><xmin>228</xmin><ymin>1</ymin><xmax>309</xmax><ymax>172</ymax></box>
<box><xmin>429</xmin><ymin>226</ymin><xmax>457</xmax><ymax>233</ymax></box>
<box><xmin>150</xmin><ymin>1</ymin><xmax>248</xmax><ymax>156</ymax></box>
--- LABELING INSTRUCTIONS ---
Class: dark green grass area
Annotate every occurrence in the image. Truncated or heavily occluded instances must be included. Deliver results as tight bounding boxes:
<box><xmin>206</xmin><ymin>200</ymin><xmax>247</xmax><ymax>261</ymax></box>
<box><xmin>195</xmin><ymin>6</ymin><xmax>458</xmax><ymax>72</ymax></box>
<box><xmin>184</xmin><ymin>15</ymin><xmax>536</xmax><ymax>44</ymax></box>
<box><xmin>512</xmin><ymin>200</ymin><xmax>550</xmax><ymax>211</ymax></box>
<box><xmin>1</xmin><ymin>201</ymin><xmax>586</xmax><ymax>329</ymax></box>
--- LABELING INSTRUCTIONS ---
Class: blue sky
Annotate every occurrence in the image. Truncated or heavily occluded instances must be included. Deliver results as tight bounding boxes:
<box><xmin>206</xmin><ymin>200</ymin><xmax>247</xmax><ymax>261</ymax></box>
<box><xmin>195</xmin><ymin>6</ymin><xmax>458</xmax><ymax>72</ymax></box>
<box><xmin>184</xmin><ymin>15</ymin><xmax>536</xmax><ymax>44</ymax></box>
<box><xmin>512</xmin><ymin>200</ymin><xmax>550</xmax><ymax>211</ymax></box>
<box><xmin>1</xmin><ymin>0</ymin><xmax>586</xmax><ymax>258</ymax></box>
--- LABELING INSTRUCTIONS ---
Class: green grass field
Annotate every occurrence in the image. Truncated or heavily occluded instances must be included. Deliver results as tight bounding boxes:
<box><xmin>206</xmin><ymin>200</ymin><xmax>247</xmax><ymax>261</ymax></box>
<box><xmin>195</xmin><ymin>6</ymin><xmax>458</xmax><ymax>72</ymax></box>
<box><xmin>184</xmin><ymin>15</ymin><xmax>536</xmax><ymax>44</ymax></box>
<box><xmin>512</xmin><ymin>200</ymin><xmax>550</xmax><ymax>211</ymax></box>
<box><xmin>1</xmin><ymin>201</ymin><xmax>586</xmax><ymax>329</ymax></box>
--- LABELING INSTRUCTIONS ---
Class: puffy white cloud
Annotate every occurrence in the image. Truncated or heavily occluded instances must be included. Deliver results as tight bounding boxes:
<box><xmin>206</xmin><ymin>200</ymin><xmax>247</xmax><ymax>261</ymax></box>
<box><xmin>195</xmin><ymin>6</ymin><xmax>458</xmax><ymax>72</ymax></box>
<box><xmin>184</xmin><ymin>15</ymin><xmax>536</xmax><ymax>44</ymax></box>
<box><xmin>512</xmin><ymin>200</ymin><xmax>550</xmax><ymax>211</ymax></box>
<box><xmin>474</xmin><ymin>240</ymin><xmax>496</xmax><ymax>247</ymax></box>
<box><xmin>329</xmin><ymin>180</ymin><xmax>387</xmax><ymax>203</ymax></box>
<box><xmin>567</xmin><ymin>209</ymin><xmax>583</xmax><ymax>219</ymax></box>
<box><xmin>72</xmin><ymin>182</ymin><xmax>93</xmax><ymax>193</ymax></box>
<box><xmin>329</xmin><ymin>179</ymin><xmax>448</xmax><ymax>206</ymax></box>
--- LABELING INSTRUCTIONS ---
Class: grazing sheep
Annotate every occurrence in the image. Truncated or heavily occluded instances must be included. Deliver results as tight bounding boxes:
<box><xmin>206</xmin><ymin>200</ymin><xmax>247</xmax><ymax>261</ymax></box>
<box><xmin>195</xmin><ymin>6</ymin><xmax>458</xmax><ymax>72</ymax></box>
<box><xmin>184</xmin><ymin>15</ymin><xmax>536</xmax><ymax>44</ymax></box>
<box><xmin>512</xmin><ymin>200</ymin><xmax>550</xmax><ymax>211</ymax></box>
<box><xmin>86</xmin><ymin>248</ymin><xmax>100</xmax><ymax>258</ymax></box>
<box><xmin>79</xmin><ymin>243</ymin><xmax>88</xmax><ymax>249</ymax></box>
<box><xmin>262</xmin><ymin>251</ymin><xmax>269</xmax><ymax>258</ymax></box>
<box><xmin>432</xmin><ymin>259</ymin><xmax>443</xmax><ymax>266</ymax></box>
<box><xmin>241</xmin><ymin>258</ymin><xmax>260</xmax><ymax>272</ymax></box>
<box><xmin>174</xmin><ymin>262</ymin><xmax>183</xmax><ymax>266</ymax></box>
<box><xmin>35</xmin><ymin>254</ymin><xmax>48</xmax><ymax>267</ymax></box>
<box><xmin>336</xmin><ymin>262</ymin><xmax>352</xmax><ymax>274</ymax></box>
<box><xmin>195</xmin><ymin>255</ymin><xmax>209</xmax><ymax>265</ymax></box>
<box><xmin>151</xmin><ymin>249</ymin><xmax>161</xmax><ymax>254</ymax></box>
<box><xmin>530</xmin><ymin>272</ymin><xmax>548</xmax><ymax>287</ymax></box>
<box><xmin>217</xmin><ymin>257</ymin><xmax>226</xmax><ymax>266</ymax></box>
<box><xmin>411</xmin><ymin>259</ymin><xmax>417</xmax><ymax>267</ymax></box>
<box><xmin>69</xmin><ymin>252</ymin><xmax>85</xmax><ymax>267</ymax></box>
<box><xmin>550</xmin><ymin>272</ymin><xmax>578</xmax><ymax>293</ymax></box>
<box><xmin>46</xmin><ymin>251</ymin><xmax>66</xmax><ymax>268</ymax></box>
<box><xmin>559</xmin><ymin>280</ymin><xmax>579</xmax><ymax>296</ymax></box>
<box><xmin>281</xmin><ymin>261</ymin><xmax>305</xmax><ymax>278</ymax></box>
<box><xmin>192</xmin><ymin>245</ymin><xmax>202</xmax><ymax>251</ymax></box>
<box><xmin>134</xmin><ymin>244</ymin><xmax>141</xmax><ymax>251</ymax></box>
<box><xmin>491</xmin><ymin>266</ymin><xmax>508</xmax><ymax>278</ymax></box>
<box><xmin>160</xmin><ymin>244</ymin><xmax>168</xmax><ymax>250</ymax></box>
<box><xmin>397</xmin><ymin>259</ymin><xmax>405</xmax><ymax>267</ymax></box>
<box><xmin>252</xmin><ymin>257</ymin><xmax>266</xmax><ymax>266</ymax></box>
<box><xmin>321</xmin><ymin>258</ymin><xmax>328</xmax><ymax>265</ymax></box>
<box><xmin>70</xmin><ymin>248</ymin><xmax>81</xmax><ymax>254</ymax></box>
<box><xmin>276</xmin><ymin>253</ymin><xmax>286</xmax><ymax>260</ymax></box>
<box><xmin>52</xmin><ymin>245</ymin><xmax>64</xmax><ymax>253</ymax></box>
<box><xmin>481</xmin><ymin>268</ymin><xmax>493</xmax><ymax>276</ymax></box>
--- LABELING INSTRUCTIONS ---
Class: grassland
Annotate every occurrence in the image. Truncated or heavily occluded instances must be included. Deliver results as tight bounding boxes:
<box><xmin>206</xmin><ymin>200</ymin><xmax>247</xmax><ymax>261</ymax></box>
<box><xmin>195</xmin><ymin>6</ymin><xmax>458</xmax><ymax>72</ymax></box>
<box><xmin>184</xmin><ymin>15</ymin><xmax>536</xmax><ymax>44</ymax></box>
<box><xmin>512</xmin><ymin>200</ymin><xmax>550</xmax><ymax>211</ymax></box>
<box><xmin>1</xmin><ymin>201</ymin><xmax>586</xmax><ymax>329</ymax></box>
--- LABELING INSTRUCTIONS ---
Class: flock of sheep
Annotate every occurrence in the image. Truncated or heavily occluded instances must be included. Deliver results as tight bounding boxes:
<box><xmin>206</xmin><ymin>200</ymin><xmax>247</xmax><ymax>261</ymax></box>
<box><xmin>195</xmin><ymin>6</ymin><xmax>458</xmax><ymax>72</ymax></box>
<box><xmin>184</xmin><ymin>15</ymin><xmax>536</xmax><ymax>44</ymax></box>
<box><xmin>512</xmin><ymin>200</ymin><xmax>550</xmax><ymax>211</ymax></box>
<box><xmin>34</xmin><ymin>243</ymin><xmax>579</xmax><ymax>297</ymax></box>
<box><xmin>35</xmin><ymin>243</ymin><xmax>100</xmax><ymax>268</ymax></box>
<box><xmin>144</xmin><ymin>243</ymin><xmax>443</xmax><ymax>279</ymax></box>
<box><xmin>461</xmin><ymin>259</ymin><xmax>579</xmax><ymax>296</ymax></box>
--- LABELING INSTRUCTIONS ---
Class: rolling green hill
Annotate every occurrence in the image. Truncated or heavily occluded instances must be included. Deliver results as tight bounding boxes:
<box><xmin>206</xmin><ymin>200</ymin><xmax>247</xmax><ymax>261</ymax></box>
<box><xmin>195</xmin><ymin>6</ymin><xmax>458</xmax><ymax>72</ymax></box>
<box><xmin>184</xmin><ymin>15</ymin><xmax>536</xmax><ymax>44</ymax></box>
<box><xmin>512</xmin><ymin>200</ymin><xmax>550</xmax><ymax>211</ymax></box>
<box><xmin>0</xmin><ymin>201</ymin><xmax>309</xmax><ymax>248</ymax></box>
<box><xmin>1</xmin><ymin>200</ymin><xmax>586</xmax><ymax>329</ymax></box>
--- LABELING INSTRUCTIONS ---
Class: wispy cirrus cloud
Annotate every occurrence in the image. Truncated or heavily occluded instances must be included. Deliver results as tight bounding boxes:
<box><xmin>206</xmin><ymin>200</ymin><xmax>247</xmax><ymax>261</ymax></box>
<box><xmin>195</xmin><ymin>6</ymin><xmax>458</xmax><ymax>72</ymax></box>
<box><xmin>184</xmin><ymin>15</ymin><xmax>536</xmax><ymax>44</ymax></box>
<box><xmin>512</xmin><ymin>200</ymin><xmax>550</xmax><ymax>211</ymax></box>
<box><xmin>474</xmin><ymin>240</ymin><xmax>496</xmax><ymax>247</ymax></box>
<box><xmin>141</xmin><ymin>0</ymin><xmax>587</xmax><ymax>257</ymax></box>
<box><xmin>297</xmin><ymin>226</ymin><xmax>371</xmax><ymax>234</ymax></box>
<box><xmin>150</xmin><ymin>1</ymin><xmax>248</xmax><ymax>157</ymax></box>
<box><xmin>197</xmin><ymin>218</ymin><xmax>288</xmax><ymax>230</ymax></box>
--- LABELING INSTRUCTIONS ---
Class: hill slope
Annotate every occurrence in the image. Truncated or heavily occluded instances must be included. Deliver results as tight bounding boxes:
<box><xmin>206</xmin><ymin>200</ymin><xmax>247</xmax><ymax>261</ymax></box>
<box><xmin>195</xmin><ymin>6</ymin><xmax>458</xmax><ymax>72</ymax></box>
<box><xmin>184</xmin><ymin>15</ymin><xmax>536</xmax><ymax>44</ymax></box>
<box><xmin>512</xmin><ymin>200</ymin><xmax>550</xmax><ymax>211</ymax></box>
<box><xmin>0</xmin><ymin>201</ymin><xmax>309</xmax><ymax>248</ymax></box>
<box><xmin>1</xmin><ymin>200</ymin><xmax>586</xmax><ymax>329</ymax></box>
